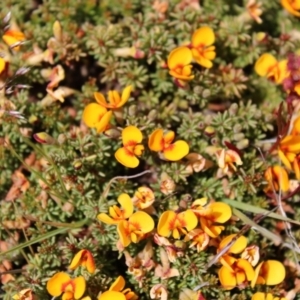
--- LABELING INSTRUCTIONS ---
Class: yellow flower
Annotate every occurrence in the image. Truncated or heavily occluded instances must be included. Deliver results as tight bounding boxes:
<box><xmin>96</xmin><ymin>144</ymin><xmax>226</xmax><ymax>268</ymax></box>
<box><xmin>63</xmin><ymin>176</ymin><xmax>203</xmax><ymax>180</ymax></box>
<box><xmin>157</xmin><ymin>210</ymin><xmax>198</xmax><ymax>239</ymax></box>
<box><xmin>46</xmin><ymin>272</ymin><xmax>86</xmax><ymax>300</ymax></box>
<box><xmin>264</xmin><ymin>165</ymin><xmax>289</xmax><ymax>193</ymax></box>
<box><xmin>98</xmin><ymin>276</ymin><xmax>138</xmax><ymax>300</ymax></box>
<box><xmin>94</xmin><ymin>86</ymin><xmax>132</xmax><ymax>109</ymax></box>
<box><xmin>118</xmin><ymin>211</ymin><xmax>154</xmax><ymax>247</ymax></box>
<box><xmin>251</xmin><ymin>260</ymin><xmax>286</xmax><ymax>287</ymax></box>
<box><xmin>191</xmin><ymin>198</ymin><xmax>232</xmax><ymax>238</ymax></box>
<box><xmin>252</xmin><ymin>292</ymin><xmax>287</xmax><ymax>300</ymax></box>
<box><xmin>254</xmin><ymin>53</ymin><xmax>289</xmax><ymax>84</ymax></box>
<box><xmin>69</xmin><ymin>249</ymin><xmax>96</xmax><ymax>274</ymax></box>
<box><xmin>218</xmin><ymin>258</ymin><xmax>255</xmax><ymax>290</ymax></box>
<box><xmin>183</xmin><ymin>228</ymin><xmax>210</xmax><ymax>252</ymax></box>
<box><xmin>148</xmin><ymin>128</ymin><xmax>189</xmax><ymax>161</ymax></box>
<box><xmin>132</xmin><ymin>187</ymin><xmax>155</xmax><ymax>209</ymax></box>
<box><xmin>167</xmin><ymin>46</ymin><xmax>194</xmax><ymax>81</ymax></box>
<box><xmin>190</xmin><ymin>26</ymin><xmax>216</xmax><ymax>68</ymax></box>
<box><xmin>281</xmin><ymin>0</ymin><xmax>300</xmax><ymax>17</ymax></box>
<box><xmin>278</xmin><ymin>135</ymin><xmax>300</xmax><ymax>170</ymax></box>
<box><xmin>82</xmin><ymin>103</ymin><xmax>112</xmax><ymax>133</ymax></box>
<box><xmin>12</xmin><ymin>289</ymin><xmax>35</xmax><ymax>300</ymax></box>
<box><xmin>97</xmin><ymin>193</ymin><xmax>134</xmax><ymax>225</ymax></box>
<box><xmin>115</xmin><ymin>126</ymin><xmax>145</xmax><ymax>168</ymax></box>
<box><xmin>3</xmin><ymin>29</ymin><xmax>25</xmax><ymax>50</ymax></box>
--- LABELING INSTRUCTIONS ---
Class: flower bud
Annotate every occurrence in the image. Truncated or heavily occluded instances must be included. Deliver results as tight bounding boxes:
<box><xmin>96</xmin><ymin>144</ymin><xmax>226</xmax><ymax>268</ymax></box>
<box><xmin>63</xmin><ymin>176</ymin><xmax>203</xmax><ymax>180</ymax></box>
<box><xmin>33</xmin><ymin>132</ymin><xmax>56</xmax><ymax>145</ymax></box>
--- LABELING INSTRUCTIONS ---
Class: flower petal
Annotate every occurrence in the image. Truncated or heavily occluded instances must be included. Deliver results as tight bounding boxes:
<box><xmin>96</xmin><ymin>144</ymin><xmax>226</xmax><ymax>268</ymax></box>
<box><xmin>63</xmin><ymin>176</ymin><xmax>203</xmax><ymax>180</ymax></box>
<box><xmin>209</xmin><ymin>202</ymin><xmax>232</xmax><ymax>223</ymax></box>
<box><xmin>115</xmin><ymin>147</ymin><xmax>140</xmax><ymax>168</ymax></box>
<box><xmin>148</xmin><ymin>129</ymin><xmax>164</xmax><ymax>152</ymax></box>
<box><xmin>122</xmin><ymin>125</ymin><xmax>143</xmax><ymax>145</ymax></box>
<box><xmin>96</xmin><ymin>110</ymin><xmax>112</xmax><ymax>133</ymax></box>
<box><xmin>110</xmin><ymin>276</ymin><xmax>125</xmax><ymax>292</ymax></box>
<box><xmin>98</xmin><ymin>291</ymin><xmax>126</xmax><ymax>300</ymax></box>
<box><xmin>47</xmin><ymin>272</ymin><xmax>70</xmax><ymax>297</ymax></box>
<box><xmin>180</xmin><ymin>210</ymin><xmax>198</xmax><ymax>231</ymax></box>
<box><xmin>73</xmin><ymin>276</ymin><xmax>86</xmax><ymax>299</ymax></box>
<box><xmin>69</xmin><ymin>250</ymin><xmax>85</xmax><ymax>270</ymax></box>
<box><xmin>118</xmin><ymin>193</ymin><xmax>134</xmax><ymax>219</ymax></box>
<box><xmin>281</xmin><ymin>0</ymin><xmax>300</xmax><ymax>16</ymax></box>
<box><xmin>157</xmin><ymin>211</ymin><xmax>176</xmax><ymax>237</ymax></box>
<box><xmin>237</xmin><ymin>259</ymin><xmax>255</xmax><ymax>281</ymax></box>
<box><xmin>94</xmin><ymin>92</ymin><xmax>108</xmax><ymax>107</ymax></box>
<box><xmin>218</xmin><ymin>265</ymin><xmax>236</xmax><ymax>290</ymax></box>
<box><xmin>251</xmin><ymin>292</ymin><xmax>266</xmax><ymax>300</ymax></box>
<box><xmin>120</xmin><ymin>85</ymin><xmax>133</xmax><ymax>107</ymax></box>
<box><xmin>260</xmin><ymin>260</ymin><xmax>286</xmax><ymax>285</ymax></box>
<box><xmin>129</xmin><ymin>211</ymin><xmax>154</xmax><ymax>233</ymax></box>
<box><xmin>164</xmin><ymin>140</ymin><xmax>189</xmax><ymax>161</ymax></box>
<box><xmin>192</xmin><ymin>26</ymin><xmax>215</xmax><ymax>47</ymax></box>
<box><xmin>118</xmin><ymin>220</ymin><xmax>131</xmax><ymax>247</ymax></box>
<box><xmin>97</xmin><ymin>213</ymin><xmax>120</xmax><ymax>225</ymax></box>
<box><xmin>82</xmin><ymin>103</ymin><xmax>107</xmax><ymax>128</ymax></box>
<box><xmin>273</xmin><ymin>165</ymin><xmax>289</xmax><ymax>192</ymax></box>
<box><xmin>219</xmin><ymin>234</ymin><xmax>247</xmax><ymax>254</ymax></box>
<box><xmin>254</xmin><ymin>53</ymin><xmax>277</xmax><ymax>77</ymax></box>
<box><xmin>167</xmin><ymin>46</ymin><xmax>193</xmax><ymax>69</ymax></box>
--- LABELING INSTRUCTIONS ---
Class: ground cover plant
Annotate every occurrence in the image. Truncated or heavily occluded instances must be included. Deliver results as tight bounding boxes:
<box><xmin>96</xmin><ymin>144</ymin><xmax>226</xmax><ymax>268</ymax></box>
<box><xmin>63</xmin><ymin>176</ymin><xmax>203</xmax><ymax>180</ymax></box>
<box><xmin>0</xmin><ymin>0</ymin><xmax>300</xmax><ymax>299</ymax></box>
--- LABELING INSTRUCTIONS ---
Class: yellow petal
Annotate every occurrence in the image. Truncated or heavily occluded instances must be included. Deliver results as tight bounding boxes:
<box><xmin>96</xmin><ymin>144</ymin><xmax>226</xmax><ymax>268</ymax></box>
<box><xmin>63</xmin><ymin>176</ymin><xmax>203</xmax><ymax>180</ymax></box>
<box><xmin>169</xmin><ymin>68</ymin><xmax>194</xmax><ymax>80</ymax></box>
<box><xmin>133</xmin><ymin>144</ymin><xmax>144</xmax><ymax>156</ymax></box>
<box><xmin>69</xmin><ymin>249</ymin><xmax>85</xmax><ymax>270</ymax></box>
<box><xmin>46</xmin><ymin>272</ymin><xmax>70</xmax><ymax>297</ymax></box>
<box><xmin>98</xmin><ymin>291</ymin><xmax>126</xmax><ymax>300</ymax></box>
<box><xmin>163</xmin><ymin>140</ymin><xmax>189</xmax><ymax>161</ymax></box>
<box><xmin>208</xmin><ymin>202</ymin><xmax>232</xmax><ymax>223</ymax></box>
<box><xmin>94</xmin><ymin>92</ymin><xmax>108</xmax><ymax>107</ymax></box>
<box><xmin>254</xmin><ymin>54</ymin><xmax>277</xmax><ymax>77</ymax></box>
<box><xmin>122</xmin><ymin>125</ymin><xmax>143</xmax><ymax>145</ymax></box>
<box><xmin>276</xmin><ymin>59</ymin><xmax>289</xmax><ymax>84</ymax></box>
<box><xmin>164</xmin><ymin>131</ymin><xmax>175</xmax><ymax>144</ymax></box>
<box><xmin>82</xmin><ymin>103</ymin><xmax>107</xmax><ymax>128</ymax></box>
<box><xmin>218</xmin><ymin>265</ymin><xmax>236</xmax><ymax>290</ymax></box>
<box><xmin>119</xmin><ymin>85</ymin><xmax>133</xmax><ymax>107</ymax></box>
<box><xmin>148</xmin><ymin>129</ymin><xmax>164</xmax><ymax>152</ymax></box>
<box><xmin>281</xmin><ymin>0</ymin><xmax>300</xmax><ymax>16</ymax></box>
<box><xmin>110</xmin><ymin>276</ymin><xmax>125</xmax><ymax>292</ymax></box>
<box><xmin>167</xmin><ymin>46</ymin><xmax>193</xmax><ymax>69</ymax></box>
<box><xmin>237</xmin><ymin>259</ymin><xmax>255</xmax><ymax>281</ymax></box>
<box><xmin>129</xmin><ymin>211</ymin><xmax>154</xmax><ymax>233</ymax></box>
<box><xmin>118</xmin><ymin>220</ymin><xmax>131</xmax><ymax>247</ymax></box>
<box><xmin>0</xmin><ymin>58</ymin><xmax>5</xmax><ymax>74</ymax></box>
<box><xmin>278</xmin><ymin>149</ymin><xmax>292</xmax><ymax>170</ymax></box>
<box><xmin>3</xmin><ymin>30</ymin><xmax>25</xmax><ymax>50</ymax></box>
<box><xmin>191</xmin><ymin>48</ymin><xmax>213</xmax><ymax>68</ymax></box>
<box><xmin>260</xmin><ymin>260</ymin><xmax>286</xmax><ymax>285</ymax></box>
<box><xmin>96</xmin><ymin>110</ymin><xmax>112</xmax><ymax>133</ymax></box>
<box><xmin>115</xmin><ymin>147</ymin><xmax>140</xmax><ymax>168</ymax></box>
<box><xmin>180</xmin><ymin>210</ymin><xmax>198</xmax><ymax>231</ymax></box>
<box><xmin>97</xmin><ymin>213</ymin><xmax>120</xmax><ymax>225</ymax></box>
<box><xmin>251</xmin><ymin>292</ymin><xmax>266</xmax><ymax>300</ymax></box>
<box><xmin>192</xmin><ymin>26</ymin><xmax>215</xmax><ymax>47</ymax></box>
<box><xmin>219</xmin><ymin>234</ymin><xmax>247</xmax><ymax>254</ymax></box>
<box><xmin>73</xmin><ymin>276</ymin><xmax>86</xmax><ymax>299</ymax></box>
<box><xmin>118</xmin><ymin>193</ymin><xmax>134</xmax><ymax>219</ymax></box>
<box><xmin>272</xmin><ymin>165</ymin><xmax>289</xmax><ymax>192</ymax></box>
<box><xmin>157</xmin><ymin>211</ymin><xmax>175</xmax><ymax>237</ymax></box>
<box><xmin>108</xmin><ymin>90</ymin><xmax>121</xmax><ymax>106</ymax></box>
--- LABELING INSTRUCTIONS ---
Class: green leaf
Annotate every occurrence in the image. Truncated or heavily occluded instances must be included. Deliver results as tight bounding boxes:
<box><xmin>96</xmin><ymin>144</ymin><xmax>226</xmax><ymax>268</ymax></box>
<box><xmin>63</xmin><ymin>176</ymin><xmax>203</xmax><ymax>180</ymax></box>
<box><xmin>224</xmin><ymin>199</ymin><xmax>300</xmax><ymax>225</ymax></box>
<box><xmin>232</xmin><ymin>208</ymin><xmax>282</xmax><ymax>245</ymax></box>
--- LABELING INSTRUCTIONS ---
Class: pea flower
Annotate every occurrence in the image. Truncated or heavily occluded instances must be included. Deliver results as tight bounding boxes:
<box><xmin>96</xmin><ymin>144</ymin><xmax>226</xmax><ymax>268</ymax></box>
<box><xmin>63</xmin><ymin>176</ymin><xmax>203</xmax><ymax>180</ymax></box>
<box><xmin>46</xmin><ymin>272</ymin><xmax>86</xmax><ymax>300</ymax></box>
<box><xmin>167</xmin><ymin>46</ymin><xmax>194</xmax><ymax>83</ymax></box>
<box><xmin>69</xmin><ymin>249</ymin><xmax>96</xmax><ymax>274</ymax></box>
<box><xmin>157</xmin><ymin>209</ymin><xmax>198</xmax><ymax>239</ymax></box>
<box><xmin>150</xmin><ymin>284</ymin><xmax>168</xmax><ymax>300</ymax></box>
<box><xmin>241</xmin><ymin>245</ymin><xmax>260</xmax><ymax>267</ymax></box>
<box><xmin>82</xmin><ymin>103</ymin><xmax>112</xmax><ymax>133</ymax></box>
<box><xmin>215</xmin><ymin>148</ymin><xmax>243</xmax><ymax>176</ymax></box>
<box><xmin>12</xmin><ymin>289</ymin><xmax>35</xmax><ymax>300</ymax></box>
<box><xmin>264</xmin><ymin>165</ymin><xmax>289</xmax><ymax>193</ymax></box>
<box><xmin>118</xmin><ymin>211</ymin><xmax>154</xmax><ymax>247</ymax></box>
<box><xmin>218</xmin><ymin>258</ymin><xmax>255</xmax><ymax>290</ymax></box>
<box><xmin>184</xmin><ymin>228</ymin><xmax>210</xmax><ymax>252</ymax></box>
<box><xmin>190</xmin><ymin>26</ymin><xmax>216</xmax><ymax>68</ymax></box>
<box><xmin>281</xmin><ymin>0</ymin><xmax>300</xmax><ymax>17</ymax></box>
<box><xmin>254</xmin><ymin>53</ymin><xmax>289</xmax><ymax>84</ymax></box>
<box><xmin>98</xmin><ymin>276</ymin><xmax>138</xmax><ymax>300</ymax></box>
<box><xmin>115</xmin><ymin>126</ymin><xmax>145</xmax><ymax>168</ymax></box>
<box><xmin>148</xmin><ymin>128</ymin><xmax>189</xmax><ymax>161</ymax></box>
<box><xmin>278</xmin><ymin>135</ymin><xmax>300</xmax><ymax>170</ymax></box>
<box><xmin>97</xmin><ymin>193</ymin><xmax>134</xmax><ymax>225</ymax></box>
<box><xmin>251</xmin><ymin>260</ymin><xmax>286</xmax><ymax>287</ymax></box>
<box><xmin>132</xmin><ymin>187</ymin><xmax>155</xmax><ymax>209</ymax></box>
<box><xmin>3</xmin><ymin>29</ymin><xmax>25</xmax><ymax>50</ymax></box>
<box><xmin>94</xmin><ymin>85</ymin><xmax>132</xmax><ymax>109</ymax></box>
<box><xmin>191</xmin><ymin>198</ymin><xmax>232</xmax><ymax>238</ymax></box>
<box><xmin>252</xmin><ymin>292</ymin><xmax>287</xmax><ymax>300</ymax></box>
<box><xmin>246</xmin><ymin>0</ymin><xmax>263</xmax><ymax>23</ymax></box>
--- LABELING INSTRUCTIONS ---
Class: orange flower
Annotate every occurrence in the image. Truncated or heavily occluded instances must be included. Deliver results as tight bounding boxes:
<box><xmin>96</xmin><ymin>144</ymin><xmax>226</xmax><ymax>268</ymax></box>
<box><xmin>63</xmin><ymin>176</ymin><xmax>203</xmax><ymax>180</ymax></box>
<box><xmin>117</xmin><ymin>211</ymin><xmax>154</xmax><ymax>247</ymax></box>
<box><xmin>148</xmin><ymin>128</ymin><xmax>189</xmax><ymax>161</ymax></box>
<box><xmin>3</xmin><ymin>29</ymin><xmax>25</xmax><ymax>50</ymax></box>
<box><xmin>94</xmin><ymin>86</ymin><xmax>132</xmax><ymax>109</ymax></box>
<box><xmin>281</xmin><ymin>0</ymin><xmax>300</xmax><ymax>17</ymax></box>
<box><xmin>98</xmin><ymin>276</ymin><xmax>138</xmax><ymax>300</ymax></box>
<box><xmin>132</xmin><ymin>187</ymin><xmax>155</xmax><ymax>209</ymax></box>
<box><xmin>97</xmin><ymin>193</ymin><xmax>134</xmax><ymax>225</ymax></box>
<box><xmin>157</xmin><ymin>210</ymin><xmax>198</xmax><ymax>239</ymax></box>
<box><xmin>190</xmin><ymin>26</ymin><xmax>216</xmax><ymax>68</ymax></box>
<box><xmin>252</xmin><ymin>292</ymin><xmax>287</xmax><ymax>300</ymax></box>
<box><xmin>115</xmin><ymin>126</ymin><xmax>144</xmax><ymax>168</ymax></box>
<box><xmin>278</xmin><ymin>135</ymin><xmax>300</xmax><ymax>170</ymax></box>
<box><xmin>254</xmin><ymin>53</ymin><xmax>289</xmax><ymax>84</ymax></box>
<box><xmin>264</xmin><ymin>165</ymin><xmax>289</xmax><ymax>193</ymax></box>
<box><xmin>167</xmin><ymin>46</ymin><xmax>194</xmax><ymax>81</ymax></box>
<box><xmin>184</xmin><ymin>228</ymin><xmax>210</xmax><ymax>252</ymax></box>
<box><xmin>251</xmin><ymin>260</ymin><xmax>286</xmax><ymax>287</ymax></box>
<box><xmin>191</xmin><ymin>198</ymin><xmax>232</xmax><ymax>238</ymax></box>
<box><xmin>69</xmin><ymin>249</ymin><xmax>96</xmax><ymax>274</ymax></box>
<box><xmin>46</xmin><ymin>272</ymin><xmax>86</xmax><ymax>300</ymax></box>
